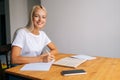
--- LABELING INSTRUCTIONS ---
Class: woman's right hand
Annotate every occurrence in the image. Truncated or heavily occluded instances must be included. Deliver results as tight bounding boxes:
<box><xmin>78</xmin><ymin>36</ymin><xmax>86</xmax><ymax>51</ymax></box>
<box><xmin>38</xmin><ymin>53</ymin><xmax>55</xmax><ymax>62</ymax></box>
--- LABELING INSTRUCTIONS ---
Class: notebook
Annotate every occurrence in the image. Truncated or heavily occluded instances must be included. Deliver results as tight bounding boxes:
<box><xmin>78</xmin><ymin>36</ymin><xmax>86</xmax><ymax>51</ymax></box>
<box><xmin>20</xmin><ymin>60</ymin><xmax>54</xmax><ymax>71</ymax></box>
<box><xmin>53</xmin><ymin>54</ymin><xmax>96</xmax><ymax>68</ymax></box>
<box><xmin>53</xmin><ymin>57</ymin><xmax>87</xmax><ymax>68</ymax></box>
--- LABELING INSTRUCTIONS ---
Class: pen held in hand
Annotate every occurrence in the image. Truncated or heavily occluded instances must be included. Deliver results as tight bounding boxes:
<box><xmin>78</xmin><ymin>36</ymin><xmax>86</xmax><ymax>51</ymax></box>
<box><xmin>46</xmin><ymin>49</ymin><xmax>55</xmax><ymax>61</ymax></box>
<box><xmin>46</xmin><ymin>49</ymin><xmax>51</xmax><ymax>55</ymax></box>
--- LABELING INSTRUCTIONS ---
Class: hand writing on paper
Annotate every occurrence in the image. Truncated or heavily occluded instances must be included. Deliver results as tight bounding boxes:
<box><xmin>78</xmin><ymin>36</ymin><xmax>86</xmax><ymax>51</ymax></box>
<box><xmin>39</xmin><ymin>53</ymin><xmax>55</xmax><ymax>62</ymax></box>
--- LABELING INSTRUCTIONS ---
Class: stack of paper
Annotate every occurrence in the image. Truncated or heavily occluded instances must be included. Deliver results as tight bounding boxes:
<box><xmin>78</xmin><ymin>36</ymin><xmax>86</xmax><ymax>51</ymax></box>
<box><xmin>71</xmin><ymin>55</ymin><xmax>96</xmax><ymax>60</ymax></box>
<box><xmin>20</xmin><ymin>60</ymin><xmax>54</xmax><ymax>71</ymax></box>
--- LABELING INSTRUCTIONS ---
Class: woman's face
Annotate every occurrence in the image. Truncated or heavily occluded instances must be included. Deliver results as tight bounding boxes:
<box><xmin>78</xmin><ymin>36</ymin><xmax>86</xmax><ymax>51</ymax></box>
<box><xmin>32</xmin><ymin>9</ymin><xmax>47</xmax><ymax>29</ymax></box>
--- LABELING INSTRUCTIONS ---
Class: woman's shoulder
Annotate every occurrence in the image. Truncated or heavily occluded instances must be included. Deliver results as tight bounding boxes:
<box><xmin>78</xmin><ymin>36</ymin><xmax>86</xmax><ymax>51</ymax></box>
<box><xmin>40</xmin><ymin>30</ymin><xmax>45</xmax><ymax>33</ymax></box>
<box><xmin>16</xmin><ymin>27</ymin><xmax>29</xmax><ymax>33</ymax></box>
<box><xmin>40</xmin><ymin>31</ymin><xmax>47</xmax><ymax>35</ymax></box>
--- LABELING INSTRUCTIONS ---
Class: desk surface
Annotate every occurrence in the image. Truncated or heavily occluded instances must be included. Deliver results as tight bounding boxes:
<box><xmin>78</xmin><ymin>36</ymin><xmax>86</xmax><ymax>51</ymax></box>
<box><xmin>5</xmin><ymin>53</ymin><xmax>120</xmax><ymax>80</ymax></box>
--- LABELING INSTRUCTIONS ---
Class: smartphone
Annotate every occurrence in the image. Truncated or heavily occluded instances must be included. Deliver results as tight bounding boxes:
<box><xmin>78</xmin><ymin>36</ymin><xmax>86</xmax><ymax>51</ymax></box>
<box><xmin>61</xmin><ymin>69</ymin><xmax>86</xmax><ymax>76</ymax></box>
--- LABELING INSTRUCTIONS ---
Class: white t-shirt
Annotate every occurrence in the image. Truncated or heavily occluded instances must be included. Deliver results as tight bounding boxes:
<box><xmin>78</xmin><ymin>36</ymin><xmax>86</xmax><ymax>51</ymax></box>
<box><xmin>12</xmin><ymin>28</ymin><xmax>51</xmax><ymax>57</ymax></box>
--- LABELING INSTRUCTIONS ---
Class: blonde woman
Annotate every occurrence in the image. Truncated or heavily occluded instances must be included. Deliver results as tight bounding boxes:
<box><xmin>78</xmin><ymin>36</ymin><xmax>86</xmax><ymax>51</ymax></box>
<box><xmin>11</xmin><ymin>5</ymin><xmax>58</xmax><ymax>65</ymax></box>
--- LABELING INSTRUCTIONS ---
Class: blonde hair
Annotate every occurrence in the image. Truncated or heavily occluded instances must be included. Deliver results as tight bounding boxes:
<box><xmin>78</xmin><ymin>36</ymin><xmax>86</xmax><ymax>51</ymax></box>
<box><xmin>26</xmin><ymin>5</ymin><xmax>47</xmax><ymax>31</ymax></box>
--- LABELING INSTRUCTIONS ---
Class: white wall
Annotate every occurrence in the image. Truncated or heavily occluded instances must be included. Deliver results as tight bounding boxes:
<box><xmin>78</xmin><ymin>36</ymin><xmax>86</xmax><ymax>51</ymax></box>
<box><xmin>9</xmin><ymin>0</ymin><xmax>40</xmax><ymax>41</ymax></box>
<box><xmin>9</xmin><ymin>0</ymin><xmax>28</xmax><ymax>41</ymax></box>
<box><xmin>42</xmin><ymin>0</ymin><xmax>120</xmax><ymax>58</ymax></box>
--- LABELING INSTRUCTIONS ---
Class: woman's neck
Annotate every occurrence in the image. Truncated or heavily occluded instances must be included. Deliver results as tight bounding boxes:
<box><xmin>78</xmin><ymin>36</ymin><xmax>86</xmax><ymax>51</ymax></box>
<box><xmin>31</xmin><ymin>29</ymin><xmax>40</xmax><ymax>35</ymax></box>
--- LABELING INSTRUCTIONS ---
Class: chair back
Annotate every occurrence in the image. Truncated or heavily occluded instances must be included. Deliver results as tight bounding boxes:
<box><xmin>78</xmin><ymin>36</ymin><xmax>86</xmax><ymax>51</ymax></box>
<box><xmin>0</xmin><ymin>44</ymin><xmax>11</xmax><ymax>53</ymax></box>
<box><xmin>0</xmin><ymin>60</ymin><xmax>5</xmax><ymax>80</ymax></box>
<box><xmin>0</xmin><ymin>44</ymin><xmax>11</xmax><ymax>68</ymax></box>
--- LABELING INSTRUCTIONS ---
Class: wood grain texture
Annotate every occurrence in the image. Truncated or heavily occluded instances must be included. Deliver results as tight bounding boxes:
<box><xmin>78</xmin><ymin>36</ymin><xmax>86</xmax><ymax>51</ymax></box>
<box><xmin>5</xmin><ymin>53</ymin><xmax>120</xmax><ymax>80</ymax></box>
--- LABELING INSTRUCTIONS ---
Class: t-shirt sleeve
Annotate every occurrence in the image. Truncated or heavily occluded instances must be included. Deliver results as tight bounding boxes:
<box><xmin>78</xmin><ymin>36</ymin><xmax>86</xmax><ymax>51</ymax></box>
<box><xmin>12</xmin><ymin>29</ymin><xmax>25</xmax><ymax>48</ymax></box>
<box><xmin>43</xmin><ymin>31</ymin><xmax>51</xmax><ymax>46</ymax></box>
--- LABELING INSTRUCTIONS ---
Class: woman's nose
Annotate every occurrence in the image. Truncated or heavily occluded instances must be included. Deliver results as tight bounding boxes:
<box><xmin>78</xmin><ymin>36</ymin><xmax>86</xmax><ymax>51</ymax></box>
<box><xmin>38</xmin><ymin>17</ymin><xmax>41</xmax><ymax>21</ymax></box>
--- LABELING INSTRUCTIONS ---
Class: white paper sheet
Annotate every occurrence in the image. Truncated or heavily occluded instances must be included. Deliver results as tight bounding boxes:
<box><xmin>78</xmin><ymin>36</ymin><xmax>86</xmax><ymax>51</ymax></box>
<box><xmin>20</xmin><ymin>60</ymin><xmax>54</xmax><ymax>71</ymax></box>
<box><xmin>71</xmin><ymin>55</ymin><xmax>96</xmax><ymax>60</ymax></box>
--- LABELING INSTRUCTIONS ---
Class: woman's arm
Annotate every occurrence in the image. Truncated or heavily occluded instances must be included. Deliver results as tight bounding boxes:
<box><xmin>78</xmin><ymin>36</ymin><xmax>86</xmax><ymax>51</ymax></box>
<box><xmin>47</xmin><ymin>42</ymin><xmax>59</xmax><ymax>55</ymax></box>
<box><xmin>11</xmin><ymin>46</ymin><xmax>51</xmax><ymax>64</ymax></box>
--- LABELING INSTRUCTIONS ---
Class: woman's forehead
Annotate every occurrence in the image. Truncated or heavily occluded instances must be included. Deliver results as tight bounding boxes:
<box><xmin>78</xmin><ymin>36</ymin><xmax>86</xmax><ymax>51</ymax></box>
<box><xmin>33</xmin><ymin>8</ymin><xmax>47</xmax><ymax>15</ymax></box>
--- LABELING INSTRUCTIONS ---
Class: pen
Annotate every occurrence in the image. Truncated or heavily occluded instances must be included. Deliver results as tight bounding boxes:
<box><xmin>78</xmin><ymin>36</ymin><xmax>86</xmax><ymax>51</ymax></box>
<box><xmin>46</xmin><ymin>49</ymin><xmax>51</xmax><ymax>55</ymax></box>
<box><xmin>46</xmin><ymin>49</ymin><xmax>55</xmax><ymax>62</ymax></box>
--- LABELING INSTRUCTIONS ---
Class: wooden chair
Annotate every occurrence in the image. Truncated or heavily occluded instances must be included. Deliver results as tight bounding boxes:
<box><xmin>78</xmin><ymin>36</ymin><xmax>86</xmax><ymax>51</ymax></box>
<box><xmin>0</xmin><ymin>60</ymin><xmax>5</xmax><ymax>80</ymax></box>
<box><xmin>0</xmin><ymin>44</ymin><xmax>11</xmax><ymax>68</ymax></box>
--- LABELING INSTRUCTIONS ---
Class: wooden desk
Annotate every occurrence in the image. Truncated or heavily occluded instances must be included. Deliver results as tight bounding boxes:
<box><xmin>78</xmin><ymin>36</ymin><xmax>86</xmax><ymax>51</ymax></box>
<box><xmin>5</xmin><ymin>53</ymin><xmax>120</xmax><ymax>80</ymax></box>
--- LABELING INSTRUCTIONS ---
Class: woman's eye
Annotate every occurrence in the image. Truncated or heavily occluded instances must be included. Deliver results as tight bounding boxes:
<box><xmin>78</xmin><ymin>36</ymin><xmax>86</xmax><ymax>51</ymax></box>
<box><xmin>42</xmin><ymin>16</ymin><xmax>46</xmax><ymax>19</ymax></box>
<box><xmin>34</xmin><ymin>15</ymin><xmax>39</xmax><ymax>17</ymax></box>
